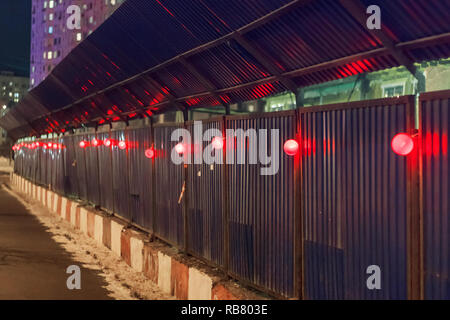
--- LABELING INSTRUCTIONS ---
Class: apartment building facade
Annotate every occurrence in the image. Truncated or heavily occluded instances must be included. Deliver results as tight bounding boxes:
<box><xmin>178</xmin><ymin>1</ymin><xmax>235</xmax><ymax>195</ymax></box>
<box><xmin>30</xmin><ymin>0</ymin><xmax>125</xmax><ymax>89</ymax></box>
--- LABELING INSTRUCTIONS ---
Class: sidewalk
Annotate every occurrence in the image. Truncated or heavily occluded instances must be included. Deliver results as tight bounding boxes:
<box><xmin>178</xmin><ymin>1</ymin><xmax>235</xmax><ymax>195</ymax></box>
<box><xmin>0</xmin><ymin>172</ymin><xmax>112</xmax><ymax>300</ymax></box>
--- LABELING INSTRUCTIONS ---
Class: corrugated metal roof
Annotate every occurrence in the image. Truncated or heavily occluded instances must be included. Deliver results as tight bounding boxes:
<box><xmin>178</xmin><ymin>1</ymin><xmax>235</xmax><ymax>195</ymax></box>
<box><xmin>1</xmin><ymin>0</ymin><xmax>449</xmax><ymax>139</ymax></box>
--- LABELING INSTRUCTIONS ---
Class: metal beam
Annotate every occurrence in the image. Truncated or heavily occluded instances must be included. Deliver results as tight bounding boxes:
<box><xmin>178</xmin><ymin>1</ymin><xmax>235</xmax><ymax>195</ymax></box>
<box><xmin>339</xmin><ymin>0</ymin><xmax>417</xmax><ymax>76</ymax></box>
<box><xmin>7</xmin><ymin>31</ymin><xmax>450</xmax><ymax>137</ymax></box>
<box><xmin>233</xmin><ymin>32</ymin><xmax>299</xmax><ymax>94</ymax></box>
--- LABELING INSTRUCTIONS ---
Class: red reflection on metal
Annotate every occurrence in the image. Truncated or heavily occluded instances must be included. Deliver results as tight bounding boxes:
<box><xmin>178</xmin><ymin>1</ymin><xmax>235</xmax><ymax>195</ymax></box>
<box><xmin>391</xmin><ymin>133</ymin><xmax>414</xmax><ymax>156</ymax></box>
<box><xmin>284</xmin><ymin>139</ymin><xmax>299</xmax><ymax>156</ymax></box>
<box><xmin>211</xmin><ymin>136</ymin><xmax>224</xmax><ymax>150</ymax></box>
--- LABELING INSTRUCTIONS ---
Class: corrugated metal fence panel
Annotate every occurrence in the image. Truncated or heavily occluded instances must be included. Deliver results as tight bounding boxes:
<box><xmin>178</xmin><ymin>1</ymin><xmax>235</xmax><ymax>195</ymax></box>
<box><xmin>226</xmin><ymin>112</ymin><xmax>296</xmax><ymax>297</ymax></box>
<box><xmin>53</xmin><ymin>138</ymin><xmax>65</xmax><ymax>194</ymax></box>
<box><xmin>420</xmin><ymin>90</ymin><xmax>450</xmax><ymax>300</ymax></box>
<box><xmin>97</xmin><ymin>131</ymin><xmax>114</xmax><ymax>212</ymax></box>
<box><xmin>111</xmin><ymin>130</ymin><xmax>131</xmax><ymax>220</ymax></box>
<box><xmin>128</xmin><ymin>127</ymin><xmax>154</xmax><ymax>231</ymax></box>
<box><xmin>72</xmin><ymin>135</ymin><xmax>88</xmax><ymax>201</ymax></box>
<box><xmin>186</xmin><ymin>119</ymin><xmax>224</xmax><ymax>266</ymax></box>
<box><xmin>300</xmin><ymin>97</ymin><xmax>414</xmax><ymax>299</ymax></box>
<box><xmin>85</xmin><ymin>134</ymin><xmax>101</xmax><ymax>205</ymax></box>
<box><xmin>154</xmin><ymin>124</ymin><xmax>185</xmax><ymax>247</ymax></box>
<box><xmin>62</xmin><ymin>135</ymin><xmax>79</xmax><ymax>197</ymax></box>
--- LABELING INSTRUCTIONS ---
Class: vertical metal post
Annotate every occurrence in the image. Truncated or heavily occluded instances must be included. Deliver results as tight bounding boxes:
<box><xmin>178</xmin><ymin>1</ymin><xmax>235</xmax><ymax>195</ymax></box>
<box><xmin>406</xmin><ymin>95</ymin><xmax>421</xmax><ymax>299</ymax></box>
<box><xmin>222</xmin><ymin>115</ymin><xmax>230</xmax><ymax>274</ymax></box>
<box><xmin>183</xmin><ymin>110</ymin><xmax>189</xmax><ymax>253</ymax></box>
<box><xmin>150</xmin><ymin>117</ymin><xmax>157</xmax><ymax>239</ymax></box>
<box><xmin>294</xmin><ymin>109</ymin><xmax>303</xmax><ymax>299</ymax></box>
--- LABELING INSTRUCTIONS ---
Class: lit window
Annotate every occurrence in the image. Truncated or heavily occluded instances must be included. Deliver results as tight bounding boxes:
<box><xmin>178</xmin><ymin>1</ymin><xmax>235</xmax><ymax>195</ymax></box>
<box><xmin>89</xmin><ymin>16</ymin><xmax>94</xmax><ymax>24</ymax></box>
<box><xmin>44</xmin><ymin>1</ymin><xmax>47</xmax><ymax>9</ymax></box>
<box><xmin>111</xmin><ymin>0</ymin><xmax>116</xmax><ymax>5</ymax></box>
<box><xmin>31</xmin><ymin>79</ymin><xmax>35</xmax><ymax>85</ymax></box>
<box><xmin>43</xmin><ymin>52</ymin><xmax>46</xmax><ymax>59</ymax></box>
<box><xmin>49</xmin><ymin>1</ymin><xmax>54</xmax><ymax>9</ymax></box>
<box><xmin>49</xmin><ymin>13</ymin><xmax>54</xmax><ymax>20</ymax></box>
<box><xmin>9</xmin><ymin>92</ymin><xmax>12</xmax><ymax>97</ymax></box>
<box><xmin>382</xmin><ymin>83</ymin><xmax>405</xmax><ymax>98</ymax></box>
<box><xmin>48</xmin><ymin>51</ymin><xmax>53</xmax><ymax>59</ymax></box>
<box><xmin>14</xmin><ymin>93</ymin><xmax>19</xmax><ymax>98</ymax></box>
<box><xmin>32</xmin><ymin>66</ymin><xmax>35</xmax><ymax>73</ymax></box>
<box><xmin>76</xmin><ymin>33</ymin><xmax>82</xmax><ymax>41</ymax></box>
<box><xmin>48</xmin><ymin>26</ymin><xmax>53</xmax><ymax>34</ymax></box>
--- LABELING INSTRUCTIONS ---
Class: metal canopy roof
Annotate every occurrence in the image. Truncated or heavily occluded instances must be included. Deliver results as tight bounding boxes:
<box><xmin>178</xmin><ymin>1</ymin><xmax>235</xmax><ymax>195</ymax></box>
<box><xmin>1</xmin><ymin>0</ymin><xmax>449</xmax><ymax>139</ymax></box>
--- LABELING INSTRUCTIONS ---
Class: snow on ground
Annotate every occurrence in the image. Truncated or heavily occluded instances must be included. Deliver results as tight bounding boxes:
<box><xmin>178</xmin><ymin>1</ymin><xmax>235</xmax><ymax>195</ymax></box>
<box><xmin>0</xmin><ymin>157</ymin><xmax>12</xmax><ymax>173</ymax></box>
<box><xmin>5</xmin><ymin>184</ymin><xmax>174</xmax><ymax>300</ymax></box>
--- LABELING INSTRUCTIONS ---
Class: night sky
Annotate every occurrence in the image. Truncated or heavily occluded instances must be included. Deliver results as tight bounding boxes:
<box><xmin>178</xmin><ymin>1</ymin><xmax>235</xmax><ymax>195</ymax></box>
<box><xmin>0</xmin><ymin>0</ymin><xmax>31</xmax><ymax>77</ymax></box>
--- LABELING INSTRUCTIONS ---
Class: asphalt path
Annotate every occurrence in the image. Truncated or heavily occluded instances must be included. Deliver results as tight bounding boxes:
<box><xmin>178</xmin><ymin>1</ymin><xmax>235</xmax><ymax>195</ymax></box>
<box><xmin>0</xmin><ymin>172</ymin><xmax>112</xmax><ymax>300</ymax></box>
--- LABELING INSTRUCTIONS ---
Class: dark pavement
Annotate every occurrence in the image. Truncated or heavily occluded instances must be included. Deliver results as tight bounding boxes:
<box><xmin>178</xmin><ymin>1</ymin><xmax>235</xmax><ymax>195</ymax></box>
<box><xmin>0</xmin><ymin>172</ymin><xmax>112</xmax><ymax>300</ymax></box>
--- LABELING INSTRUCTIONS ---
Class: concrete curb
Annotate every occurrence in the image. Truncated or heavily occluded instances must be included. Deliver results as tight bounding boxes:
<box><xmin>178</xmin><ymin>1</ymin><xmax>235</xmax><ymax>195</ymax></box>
<box><xmin>10</xmin><ymin>174</ymin><xmax>266</xmax><ymax>300</ymax></box>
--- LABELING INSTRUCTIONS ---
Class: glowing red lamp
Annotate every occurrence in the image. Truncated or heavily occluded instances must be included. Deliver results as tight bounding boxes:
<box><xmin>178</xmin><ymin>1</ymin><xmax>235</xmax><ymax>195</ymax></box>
<box><xmin>145</xmin><ymin>148</ymin><xmax>155</xmax><ymax>159</ymax></box>
<box><xmin>104</xmin><ymin>139</ymin><xmax>112</xmax><ymax>147</ymax></box>
<box><xmin>92</xmin><ymin>139</ymin><xmax>102</xmax><ymax>147</ymax></box>
<box><xmin>79</xmin><ymin>140</ymin><xmax>88</xmax><ymax>148</ymax></box>
<box><xmin>391</xmin><ymin>133</ymin><xmax>414</xmax><ymax>156</ymax></box>
<box><xmin>284</xmin><ymin>139</ymin><xmax>299</xmax><ymax>156</ymax></box>
<box><xmin>47</xmin><ymin>142</ymin><xmax>53</xmax><ymax>148</ymax></box>
<box><xmin>118</xmin><ymin>141</ymin><xmax>127</xmax><ymax>150</ymax></box>
<box><xmin>211</xmin><ymin>136</ymin><xmax>224</xmax><ymax>150</ymax></box>
<box><xmin>175</xmin><ymin>143</ymin><xmax>185</xmax><ymax>154</ymax></box>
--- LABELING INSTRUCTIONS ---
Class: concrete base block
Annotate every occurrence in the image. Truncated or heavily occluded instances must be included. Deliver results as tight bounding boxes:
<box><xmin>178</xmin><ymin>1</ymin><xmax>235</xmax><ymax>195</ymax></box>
<box><xmin>158</xmin><ymin>252</ymin><xmax>172</xmax><ymax>295</ymax></box>
<box><xmin>130</xmin><ymin>236</ymin><xmax>144</xmax><ymax>272</ymax></box>
<box><xmin>188</xmin><ymin>268</ymin><xmax>213</xmax><ymax>300</ymax></box>
<box><xmin>121</xmin><ymin>230</ymin><xmax>131</xmax><ymax>266</ymax></box>
<box><xmin>60</xmin><ymin>198</ymin><xmax>67</xmax><ymax>220</ymax></box>
<box><xmin>80</xmin><ymin>208</ymin><xmax>88</xmax><ymax>234</ymax></box>
<box><xmin>111</xmin><ymin>219</ymin><xmax>124</xmax><ymax>256</ymax></box>
<box><xmin>212</xmin><ymin>284</ymin><xmax>238</xmax><ymax>300</ymax></box>
<box><xmin>94</xmin><ymin>214</ymin><xmax>103</xmax><ymax>245</ymax></box>
<box><xmin>143</xmin><ymin>244</ymin><xmax>159</xmax><ymax>283</ymax></box>
<box><xmin>87</xmin><ymin>211</ymin><xmax>95</xmax><ymax>238</ymax></box>
<box><xmin>171</xmin><ymin>259</ymin><xmax>189</xmax><ymax>299</ymax></box>
<box><xmin>102</xmin><ymin>217</ymin><xmax>111</xmax><ymax>249</ymax></box>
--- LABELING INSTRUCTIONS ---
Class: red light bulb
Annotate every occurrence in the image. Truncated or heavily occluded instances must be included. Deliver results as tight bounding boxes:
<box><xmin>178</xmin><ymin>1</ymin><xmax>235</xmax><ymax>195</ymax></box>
<box><xmin>104</xmin><ymin>139</ymin><xmax>112</xmax><ymax>147</ymax></box>
<box><xmin>391</xmin><ymin>133</ymin><xmax>414</xmax><ymax>156</ymax></box>
<box><xmin>211</xmin><ymin>136</ymin><xmax>224</xmax><ymax>150</ymax></box>
<box><xmin>145</xmin><ymin>148</ymin><xmax>155</xmax><ymax>159</ymax></box>
<box><xmin>284</xmin><ymin>139</ymin><xmax>299</xmax><ymax>156</ymax></box>
<box><xmin>175</xmin><ymin>143</ymin><xmax>185</xmax><ymax>154</ymax></box>
<box><xmin>79</xmin><ymin>141</ymin><xmax>88</xmax><ymax>148</ymax></box>
<box><xmin>118</xmin><ymin>141</ymin><xmax>127</xmax><ymax>150</ymax></box>
<box><xmin>92</xmin><ymin>138</ymin><xmax>102</xmax><ymax>147</ymax></box>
